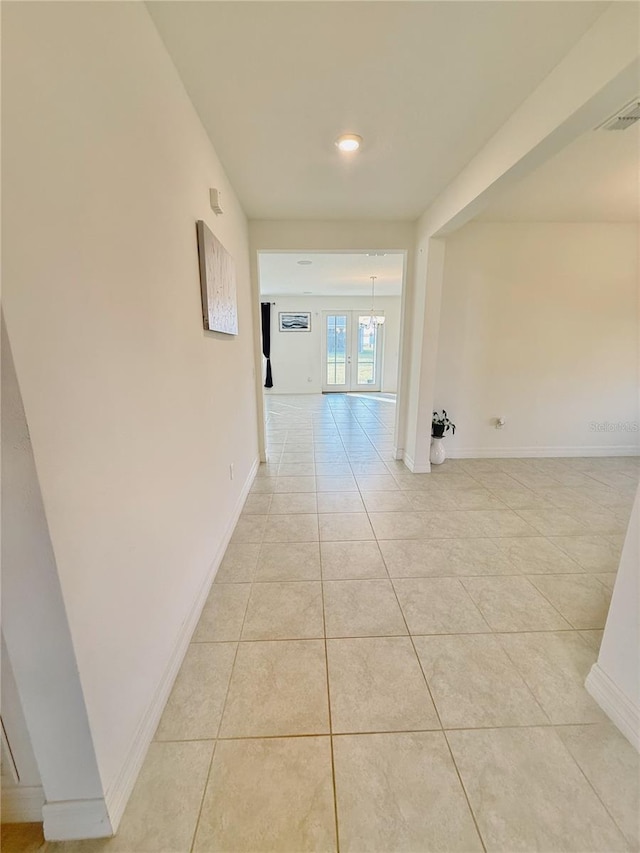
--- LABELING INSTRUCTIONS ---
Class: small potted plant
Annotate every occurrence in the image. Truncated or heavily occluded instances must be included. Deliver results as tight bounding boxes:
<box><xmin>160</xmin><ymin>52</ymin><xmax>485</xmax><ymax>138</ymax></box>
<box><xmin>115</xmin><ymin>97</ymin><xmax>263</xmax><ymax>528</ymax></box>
<box><xmin>431</xmin><ymin>410</ymin><xmax>456</xmax><ymax>465</ymax></box>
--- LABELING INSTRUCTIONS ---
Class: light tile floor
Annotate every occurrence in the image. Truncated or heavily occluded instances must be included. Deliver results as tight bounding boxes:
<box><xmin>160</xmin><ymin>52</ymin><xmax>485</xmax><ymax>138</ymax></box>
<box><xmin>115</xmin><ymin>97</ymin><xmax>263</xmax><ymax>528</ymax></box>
<box><xmin>9</xmin><ymin>393</ymin><xmax>640</xmax><ymax>852</ymax></box>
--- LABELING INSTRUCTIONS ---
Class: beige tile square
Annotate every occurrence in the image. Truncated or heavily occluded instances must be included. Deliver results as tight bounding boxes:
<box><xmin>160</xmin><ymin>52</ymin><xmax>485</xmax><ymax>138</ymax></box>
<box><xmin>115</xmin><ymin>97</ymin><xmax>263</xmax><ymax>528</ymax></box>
<box><xmin>255</xmin><ymin>542</ymin><xmax>321</xmax><ymax>581</ymax></box>
<box><xmin>498</xmin><ymin>632</ymin><xmax>606</xmax><ymax>723</ymax></box>
<box><xmin>333</xmin><ymin>732</ymin><xmax>482</xmax><ymax>852</ymax></box>
<box><xmin>404</xmin><ymin>490</ymin><xmax>457</xmax><ymax>511</ymax></box>
<box><xmin>315</xmin><ymin>462</ymin><xmax>352</xmax><ymax>476</ymax></box>
<box><xmin>321</xmin><ymin>541</ymin><xmax>387</xmax><ymax>580</ymax></box>
<box><xmin>361</xmin><ymin>491</ymin><xmax>413</xmax><ymax>512</ymax></box>
<box><xmin>155</xmin><ymin>643</ymin><xmax>236</xmax><ymax>741</ymax></box>
<box><xmin>250</xmin><ymin>476</ymin><xmax>277</xmax><ymax>493</ymax></box>
<box><xmin>230</xmin><ymin>514</ymin><xmax>268</xmax><ymax>544</ymax></box>
<box><xmin>214</xmin><ymin>543</ymin><xmax>260</xmax><ymax>583</ymax></box>
<box><xmin>327</xmin><ymin>637</ymin><xmax>439</xmax><ymax>733</ymax></box>
<box><xmin>511</xmin><ymin>471</ymin><xmax>563</xmax><ymax>490</ymax></box>
<box><xmin>50</xmin><ymin>741</ymin><xmax>214</xmax><ymax>852</ymax></box>
<box><xmin>323</xmin><ymin>579</ymin><xmax>407</xmax><ymax>637</ymax></box>
<box><xmin>219</xmin><ymin>640</ymin><xmax>329</xmax><ymax>737</ymax></box>
<box><xmin>354</xmin><ymin>474</ymin><xmax>399</xmax><ymax>491</ymax></box>
<box><xmin>449</xmin><ymin>488</ymin><xmax>509</xmax><ymax>510</ymax></box>
<box><xmin>528</xmin><ymin>573</ymin><xmax>612</xmax><ymax>629</ymax></box>
<box><xmin>561</xmin><ymin>504</ymin><xmax>627</xmax><ymax>534</ymax></box>
<box><xmin>448</xmin><ymin>727</ymin><xmax>628</xmax><ymax>852</ymax></box>
<box><xmin>550</xmin><ymin>534</ymin><xmax>622</xmax><ymax>572</ymax></box>
<box><xmin>557</xmin><ymin>723</ymin><xmax>640</xmax><ymax>848</ymax></box>
<box><xmin>488</xmin><ymin>487</ymin><xmax>550</xmax><ymax>509</ymax></box>
<box><xmin>579</xmin><ymin>629</ymin><xmax>604</xmax><ymax>651</ymax></box>
<box><xmin>241</xmin><ymin>493</ymin><xmax>272</xmax><ymax>515</ymax></box>
<box><xmin>379</xmin><ymin>537</ymin><xmax>511</xmax><ymax>577</ymax></box>
<box><xmin>414</xmin><ymin>633</ymin><xmax>547</xmax><ymax>728</ymax></box>
<box><xmin>424</xmin><ymin>471</ymin><xmax>479</xmax><ymax>490</ymax></box>
<box><xmin>280</xmin><ymin>450</ymin><xmax>314</xmax><ymax>463</ymax></box>
<box><xmin>255</xmin><ymin>463</ymin><xmax>280</xmax><ymax>477</ymax></box>
<box><xmin>317</xmin><ymin>492</ymin><xmax>365</xmax><ymax>513</ymax></box>
<box><xmin>393</xmin><ymin>577</ymin><xmax>489</xmax><ymax>634</ymax></box>
<box><xmin>192</xmin><ymin>583</ymin><xmax>250</xmax><ymax>642</ymax></box>
<box><xmin>493</xmin><ymin>536</ymin><xmax>579</xmax><ymax>573</ymax></box>
<box><xmin>393</xmin><ymin>473</ymin><xmax>437</xmax><ymax>491</ymax></box>
<box><xmin>273</xmin><ymin>476</ymin><xmax>317</xmax><ymax>493</ymax></box>
<box><xmin>278</xmin><ymin>462</ymin><xmax>316</xmax><ymax>476</ymax></box>
<box><xmin>263</xmin><ymin>513</ymin><xmax>319</xmax><ymax>542</ymax></box>
<box><xmin>461</xmin><ymin>576</ymin><xmax>570</xmax><ymax>631</ymax></box>
<box><xmin>242</xmin><ymin>581</ymin><xmax>324</xmax><ymax>640</ymax></box>
<box><xmin>516</xmin><ymin>508</ymin><xmax>588</xmax><ymax>535</ymax></box>
<box><xmin>269</xmin><ymin>492</ymin><xmax>317</xmax><ymax>515</ymax></box>
<box><xmin>595</xmin><ymin>571</ymin><xmax>617</xmax><ymax>590</ymax></box>
<box><xmin>469</xmin><ymin>509</ymin><xmax>539</xmax><ymax>537</ymax></box>
<box><xmin>319</xmin><ymin>513</ymin><xmax>374</xmax><ymax>542</ymax></box>
<box><xmin>315</xmin><ymin>451</ymin><xmax>349</xmax><ymax>463</ymax></box>
<box><xmin>470</xmin><ymin>471</ymin><xmax>522</xmax><ymax>489</ymax></box>
<box><xmin>349</xmin><ymin>461</ymin><xmax>390</xmax><ymax>476</ymax></box>
<box><xmin>316</xmin><ymin>475</ymin><xmax>358</xmax><ymax>492</ymax></box>
<box><xmin>368</xmin><ymin>511</ymin><xmax>427</xmax><ymax>539</ymax></box>
<box><xmin>194</xmin><ymin>737</ymin><xmax>337</xmax><ymax>853</ymax></box>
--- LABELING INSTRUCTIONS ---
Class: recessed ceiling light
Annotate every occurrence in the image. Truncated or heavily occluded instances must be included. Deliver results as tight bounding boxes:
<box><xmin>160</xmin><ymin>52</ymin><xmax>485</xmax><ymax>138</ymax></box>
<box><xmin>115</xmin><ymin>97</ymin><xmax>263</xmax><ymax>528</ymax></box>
<box><xmin>303</xmin><ymin>291</ymin><xmax>313</xmax><ymax>294</ymax></box>
<box><xmin>335</xmin><ymin>133</ymin><xmax>362</xmax><ymax>153</ymax></box>
<box><xmin>297</xmin><ymin>260</ymin><xmax>312</xmax><ymax>265</ymax></box>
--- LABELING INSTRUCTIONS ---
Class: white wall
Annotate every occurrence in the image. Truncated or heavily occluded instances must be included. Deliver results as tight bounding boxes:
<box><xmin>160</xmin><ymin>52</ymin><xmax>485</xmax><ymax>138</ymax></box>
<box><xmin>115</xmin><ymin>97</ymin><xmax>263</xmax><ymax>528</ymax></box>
<box><xmin>2</xmin><ymin>321</ymin><xmax>106</xmax><ymax>833</ymax></box>
<box><xmin>434</xmin><ymin>222</ymin><xmax>639</xmax><ymax>456</ymax></box>
<box><xmin>587</xmin><ymin>485</ymin><xmax>640</xmax><ymax>750</ymax></box>
<box><xmin>262</xmin><ymin>295</ymin><xmax>401</xmax><ymax>394</ymax></box>
<box><xmin>2</xmin><ymin>1</ymin><xmax>258</xmax><ymax>835</ymax></box>
<box><xmin>402</xmin><ymin>5</ymin><xmax>640</xmax><ymax>472</ymax></box>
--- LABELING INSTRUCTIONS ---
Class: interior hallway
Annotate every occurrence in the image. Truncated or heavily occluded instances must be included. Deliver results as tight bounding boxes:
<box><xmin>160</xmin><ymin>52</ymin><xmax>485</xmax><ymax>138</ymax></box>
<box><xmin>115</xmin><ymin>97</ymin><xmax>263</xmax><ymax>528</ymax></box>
<box><xmin>6</xmin><ymin>393</ymin><xmax>640</xmax><ymax>852</ymax></box>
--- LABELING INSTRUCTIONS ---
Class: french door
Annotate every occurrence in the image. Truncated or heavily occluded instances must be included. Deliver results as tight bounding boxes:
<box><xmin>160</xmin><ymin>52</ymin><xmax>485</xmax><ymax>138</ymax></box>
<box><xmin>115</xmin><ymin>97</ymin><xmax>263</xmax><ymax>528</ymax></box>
<box><xmin>322</xmin><ymin>311</ymin><xmax>384</xmax><ymax>393</ymax></box>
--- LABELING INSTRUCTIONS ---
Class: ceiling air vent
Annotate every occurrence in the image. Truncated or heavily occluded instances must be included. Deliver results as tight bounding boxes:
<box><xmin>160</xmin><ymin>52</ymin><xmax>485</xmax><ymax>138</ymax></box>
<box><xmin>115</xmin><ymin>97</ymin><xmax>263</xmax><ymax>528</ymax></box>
<box><xmin>597</xmin><ymin>99</ymin><xmax>640</xmax><ymax>131</ymax></box>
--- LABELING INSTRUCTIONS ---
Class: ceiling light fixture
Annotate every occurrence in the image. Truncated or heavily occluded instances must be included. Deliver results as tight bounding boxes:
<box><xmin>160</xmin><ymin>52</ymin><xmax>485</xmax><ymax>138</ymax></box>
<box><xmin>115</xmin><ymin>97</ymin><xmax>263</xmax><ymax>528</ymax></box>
<box><xmin>297</xmin><ymin>259</ymin><xmax>313</xmax><ymax>265</ymax></box>
<box><xmin>361</xmin><ymin>275</ymin><xmax>385</xmax><ymax>332</ymax></box>
<box><xmin>335</xmin><ymin>133</ymin><xmax>362</xmax><ymax>153</ymax></box>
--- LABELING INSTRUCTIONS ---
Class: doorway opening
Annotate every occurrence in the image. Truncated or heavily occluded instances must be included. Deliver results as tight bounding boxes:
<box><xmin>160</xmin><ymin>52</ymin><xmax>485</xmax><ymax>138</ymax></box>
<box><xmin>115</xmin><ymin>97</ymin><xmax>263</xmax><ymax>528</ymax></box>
<box><xmin>256</xmin><ymin>250</ymin><xmax>406</xmax><ymax>462</ymax></box>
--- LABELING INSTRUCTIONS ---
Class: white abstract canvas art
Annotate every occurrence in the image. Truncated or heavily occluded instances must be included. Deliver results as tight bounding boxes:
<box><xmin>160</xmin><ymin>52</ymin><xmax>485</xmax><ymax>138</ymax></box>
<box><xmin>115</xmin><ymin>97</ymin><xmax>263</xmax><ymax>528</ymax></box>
<box><xmin>196</xmin><ymin>220</ymin><xmax>238</xmax><ymax>335</ymax></box>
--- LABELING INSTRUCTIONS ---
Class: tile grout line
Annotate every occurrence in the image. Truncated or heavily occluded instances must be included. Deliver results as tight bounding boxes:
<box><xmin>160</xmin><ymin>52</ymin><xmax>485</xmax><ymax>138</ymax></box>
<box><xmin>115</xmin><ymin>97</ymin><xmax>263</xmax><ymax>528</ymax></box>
<box><xmin>187</xmin><ymin>554</ymin><xmax>256</xmax><ymax>853</ymax></box>
<box><xmin>318</xmin><ymin>402</ymin><xmax>343</xmax><ymax>853</ymax></box>
<box><xmin>378</xmin><ymin>522</ymin><xmax>489</xmax><ymax>852</ymax></box>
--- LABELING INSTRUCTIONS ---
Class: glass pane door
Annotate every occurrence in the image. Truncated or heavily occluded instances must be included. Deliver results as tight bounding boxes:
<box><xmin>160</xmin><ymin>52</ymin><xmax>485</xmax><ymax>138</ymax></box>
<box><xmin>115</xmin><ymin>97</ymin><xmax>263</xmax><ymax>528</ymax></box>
<box><xmin>323</xmin><ymin>313</ymin><xmax>349</xmax><ymax>391</ymax></box>
<box><xmin>352</xmin><ymin>316</ymin><xmax>383</xmax><ymax>392</ymax></box>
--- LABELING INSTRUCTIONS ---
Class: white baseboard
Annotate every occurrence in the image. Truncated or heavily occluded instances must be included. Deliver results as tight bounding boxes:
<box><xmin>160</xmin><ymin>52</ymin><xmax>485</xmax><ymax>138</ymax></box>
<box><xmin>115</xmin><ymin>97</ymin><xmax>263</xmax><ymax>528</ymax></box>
<box><xmin>43</xmin><ymin>798</ymin><xmax>111</xmax><ymax>840</ymax></box>
<box><xmin>1</xmin><ymin>785</ymin><xmax>45</xmax><ymax>823</ymax></box>
<box><xmin>103</xmin><ymin>457</ymin><xmax>260</xmax><ymax>833</ymax></box>
<box><xmin>585</xmin><ymin>663</ymin><xmax>640</xmax><ymax>752</ymax></box>
<box><xmin>448</xmin><ymin>445</ymin><xmax>640</xmax><ymax>459</ymax></box>
<box><xmin>403</xmin><ymin>452</ymin><xmax>430</xmax><ymax>474</ymax></box>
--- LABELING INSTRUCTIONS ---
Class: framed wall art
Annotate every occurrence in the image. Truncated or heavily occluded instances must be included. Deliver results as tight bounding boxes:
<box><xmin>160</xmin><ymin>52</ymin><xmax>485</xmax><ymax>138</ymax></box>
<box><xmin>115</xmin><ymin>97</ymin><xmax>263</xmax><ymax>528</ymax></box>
<box><xmin>196</xmin><ymin>220</ymin><xmax>238</xmax><ymax>335</ymax></box>
<box><xmin>279</xmin><ymin>312</ymin><xmax>311</xmax><ymax>332</ymax></box>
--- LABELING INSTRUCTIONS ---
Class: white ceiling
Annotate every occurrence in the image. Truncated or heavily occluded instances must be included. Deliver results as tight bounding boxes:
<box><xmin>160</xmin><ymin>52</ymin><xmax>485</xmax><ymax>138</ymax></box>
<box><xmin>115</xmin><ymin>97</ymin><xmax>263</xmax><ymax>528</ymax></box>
<box><xmin>479</xmin><ymin>121</ymin><xmax>640</xmax><ymax>222</ymax></box>
<box><xmin>147</xmin><ymin>1</ymin><xmax>607</xmax><ymax>220</ymax></box>
<box><xmin>259</xmin><ymin>252</ymin><xmax>404</xmax><ymax>296</ymax></box>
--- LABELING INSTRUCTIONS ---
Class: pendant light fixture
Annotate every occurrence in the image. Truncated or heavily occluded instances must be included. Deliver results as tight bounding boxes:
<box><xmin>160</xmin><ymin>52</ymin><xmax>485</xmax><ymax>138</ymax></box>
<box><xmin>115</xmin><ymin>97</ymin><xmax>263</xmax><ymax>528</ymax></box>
<box><xmin>361</xmin><ymin>275</ymin><xmax>386</xmax><ymax>331</ymax></box>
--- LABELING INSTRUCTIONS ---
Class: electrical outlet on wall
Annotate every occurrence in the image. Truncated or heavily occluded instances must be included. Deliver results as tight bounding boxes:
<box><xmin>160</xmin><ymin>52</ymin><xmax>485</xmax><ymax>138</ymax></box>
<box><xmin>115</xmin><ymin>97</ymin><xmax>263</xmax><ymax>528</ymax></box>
<box><xmin>229</xmin><ymin>462</ymin><xmax>234</xmax><ymax>480</ymax></box>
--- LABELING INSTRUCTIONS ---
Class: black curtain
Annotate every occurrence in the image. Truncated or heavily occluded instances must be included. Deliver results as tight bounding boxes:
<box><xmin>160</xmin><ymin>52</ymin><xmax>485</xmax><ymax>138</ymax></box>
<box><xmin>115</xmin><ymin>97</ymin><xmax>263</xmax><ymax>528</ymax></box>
<box><xmin>260</xmin><ymin>302</ymin><xmax>273</xmax><ymax>388</ymax></box>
